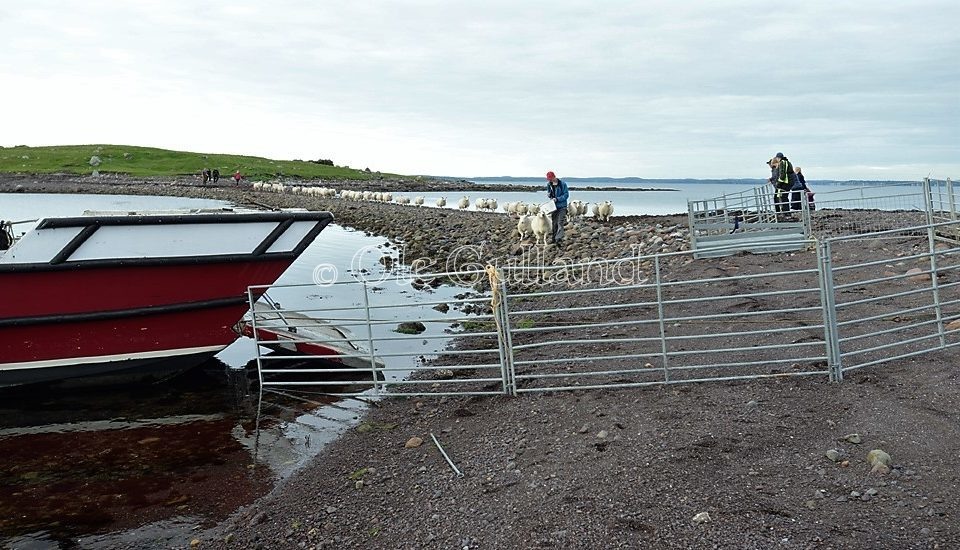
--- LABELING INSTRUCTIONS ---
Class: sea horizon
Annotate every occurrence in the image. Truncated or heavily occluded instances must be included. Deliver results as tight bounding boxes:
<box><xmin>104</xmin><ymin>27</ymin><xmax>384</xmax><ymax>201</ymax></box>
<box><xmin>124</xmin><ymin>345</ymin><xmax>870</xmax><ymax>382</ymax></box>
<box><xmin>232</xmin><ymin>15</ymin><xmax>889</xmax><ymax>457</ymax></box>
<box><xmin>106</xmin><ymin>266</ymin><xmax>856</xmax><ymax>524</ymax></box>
<box><xmin>458</xmin><ymin>175</ymin><xmax>927</xmax><ymax>186</ymax></box>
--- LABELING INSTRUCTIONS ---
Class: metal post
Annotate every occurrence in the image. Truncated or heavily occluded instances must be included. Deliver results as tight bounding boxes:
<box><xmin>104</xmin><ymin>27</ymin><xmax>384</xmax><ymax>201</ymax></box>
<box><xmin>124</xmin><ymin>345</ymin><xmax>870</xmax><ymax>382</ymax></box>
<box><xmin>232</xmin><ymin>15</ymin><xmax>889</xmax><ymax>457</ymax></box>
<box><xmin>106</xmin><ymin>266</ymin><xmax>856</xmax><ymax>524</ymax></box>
<box><xmin>654</xmin><ymin>255</ymin><xmax>670</xmax><ymax>382</ymax></box>
<box><xmin>494</xmin><ymin>274</ymin><xmax>516</xmax><ymax>396</ymax></box>
<box><xmin>817</xmin><ymin>240</ymin><xmax>843</xmax><ymax>382</ymax></box>
<box><xmin>687</xmin><ymin>200</ymin><xmax>698</xmax><ymax>252</ymax></box>
<box><xmin>247</xmin><ymin>287</ymin><xmax>266</xmax><ymax>389</ymax></box>
<box><xmin>360</xmin><ymin>281</ymin><xmax>381</xmax><ymax>396</ymax></box>
<box><xmin>949</xmin><ymin>178</ymin><xmax>956</xmax><ymax>222</ymax></box>
<box><xmin>925</xmin><ymin>218</ymin><xmax>946</xmax><ymax>349</ymax></box>
<box><xmin>921</xmin><ymin>177</ymin><xmax>948</xmax><ymax>346</ymax></box>
<box><xmin>923</xmin><ymin>178</ymin><xmax>935</xmax><ymax>223</ymax></box>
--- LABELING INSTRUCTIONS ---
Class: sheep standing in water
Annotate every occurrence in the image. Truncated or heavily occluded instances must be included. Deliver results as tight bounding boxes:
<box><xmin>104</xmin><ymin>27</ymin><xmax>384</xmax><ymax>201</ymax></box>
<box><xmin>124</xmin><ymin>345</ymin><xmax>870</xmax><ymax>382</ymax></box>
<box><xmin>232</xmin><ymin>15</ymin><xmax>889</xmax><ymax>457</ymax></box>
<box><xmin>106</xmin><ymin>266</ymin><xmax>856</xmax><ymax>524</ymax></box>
<box><xmin>530</xmin><ymin>212</ymin><xmax>553</xmax><ymax>245</ymax></box>
<box><xmin>436</xmin><ymin>197</ymin><xmax>447</xmax><ymax>207</ymax></box>
<box><xmin>457</xmin><ymin>196</ymin><xmax>470</xmax><ymax>209</ymax></box>
<box><xmin>414</xmin><ymin>196</ymin><xmax>425</xmax><ymax>206</ymax></box>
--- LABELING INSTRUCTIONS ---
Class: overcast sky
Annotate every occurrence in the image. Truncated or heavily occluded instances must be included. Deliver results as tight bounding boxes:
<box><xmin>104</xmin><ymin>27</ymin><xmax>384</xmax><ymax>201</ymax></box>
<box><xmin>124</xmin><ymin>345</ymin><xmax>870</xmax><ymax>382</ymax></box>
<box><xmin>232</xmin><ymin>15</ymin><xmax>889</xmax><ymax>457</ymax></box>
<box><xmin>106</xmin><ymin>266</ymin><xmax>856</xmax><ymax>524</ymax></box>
<box><xmin>1</xmin><ymin>1</ymin><xmax>957</xmax><ymax>180</ymax></box>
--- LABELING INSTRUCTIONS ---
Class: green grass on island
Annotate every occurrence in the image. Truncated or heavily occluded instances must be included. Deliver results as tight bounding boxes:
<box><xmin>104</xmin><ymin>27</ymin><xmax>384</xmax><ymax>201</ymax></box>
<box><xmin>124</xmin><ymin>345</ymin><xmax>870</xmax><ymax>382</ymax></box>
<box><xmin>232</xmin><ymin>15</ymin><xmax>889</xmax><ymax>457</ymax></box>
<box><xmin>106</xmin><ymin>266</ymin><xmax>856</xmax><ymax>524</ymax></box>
<box><xmin>0</xmin><ymin>144</ymin><xmax>397</xmax><ymax>181</ymax></box>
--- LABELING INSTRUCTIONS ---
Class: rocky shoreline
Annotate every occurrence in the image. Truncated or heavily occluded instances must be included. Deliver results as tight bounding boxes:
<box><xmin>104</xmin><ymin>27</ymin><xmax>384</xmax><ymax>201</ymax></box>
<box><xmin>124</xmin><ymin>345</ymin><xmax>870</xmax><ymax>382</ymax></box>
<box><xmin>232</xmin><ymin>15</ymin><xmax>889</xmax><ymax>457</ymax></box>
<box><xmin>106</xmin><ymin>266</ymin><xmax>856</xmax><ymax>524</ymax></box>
<box><xmin>4</xmin><ymin>174</ymin><xmax>960</xmax><ymax>549</ymax></box>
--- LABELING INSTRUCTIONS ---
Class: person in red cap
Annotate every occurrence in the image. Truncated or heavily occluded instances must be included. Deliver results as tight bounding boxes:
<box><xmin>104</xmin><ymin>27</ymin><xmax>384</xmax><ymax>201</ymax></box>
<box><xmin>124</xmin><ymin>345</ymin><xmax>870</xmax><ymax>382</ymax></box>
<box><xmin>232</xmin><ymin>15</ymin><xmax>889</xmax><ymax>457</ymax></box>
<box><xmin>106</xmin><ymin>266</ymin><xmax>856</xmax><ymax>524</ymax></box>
<box><xmin>545</xmin><ymin>171</ymin><xmax>569</xmax><ymax>246</ymax></box>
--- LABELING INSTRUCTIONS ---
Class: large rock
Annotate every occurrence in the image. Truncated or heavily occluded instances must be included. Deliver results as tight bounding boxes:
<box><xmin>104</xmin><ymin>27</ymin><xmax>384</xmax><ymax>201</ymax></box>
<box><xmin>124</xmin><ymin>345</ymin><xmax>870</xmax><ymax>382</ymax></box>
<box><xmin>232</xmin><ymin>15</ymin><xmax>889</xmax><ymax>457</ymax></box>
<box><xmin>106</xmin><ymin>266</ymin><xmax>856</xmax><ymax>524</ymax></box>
<box><xmin>396</xmin><ymin>321</ymin><xmax>426</xmax><ymax>334</ymax></box>
<box><xmin>867</xmin><ymin>449</ymin><xmax>892</xmax><ymax>475</ymax></box>
<box><xmin>905</xmin><ymin>267</ymin><xmax>930</xmax><ymax>282</ymax></box>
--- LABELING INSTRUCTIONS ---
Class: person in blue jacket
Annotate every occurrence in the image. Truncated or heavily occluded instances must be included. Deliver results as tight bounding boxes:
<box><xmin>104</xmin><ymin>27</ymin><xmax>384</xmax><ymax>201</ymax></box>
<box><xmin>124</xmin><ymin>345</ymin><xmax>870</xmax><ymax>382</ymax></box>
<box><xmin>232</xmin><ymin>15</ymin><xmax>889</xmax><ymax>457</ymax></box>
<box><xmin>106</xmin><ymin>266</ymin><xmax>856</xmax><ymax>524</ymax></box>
<box><xmin>546</xmin><ymin>170</ymin><xmax>569</xmax><ymax>246</ymax></box>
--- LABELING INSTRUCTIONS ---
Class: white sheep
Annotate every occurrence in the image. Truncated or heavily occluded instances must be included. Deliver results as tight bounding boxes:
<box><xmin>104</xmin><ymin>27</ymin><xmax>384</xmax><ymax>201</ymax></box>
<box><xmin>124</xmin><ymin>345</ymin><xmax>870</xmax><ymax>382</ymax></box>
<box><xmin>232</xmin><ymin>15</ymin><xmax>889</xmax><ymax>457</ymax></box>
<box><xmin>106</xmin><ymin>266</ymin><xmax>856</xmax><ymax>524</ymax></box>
<box><xmin>530</xmin><ymin>212</ymin><xmax>553</xmax><ymax>245</ymax></box>
<box><xmin>458</xmin><ymin>196</ymin><xmax>470</xmax><ymax>209</ymax></box>
<box><xmin>597</xmin><ymin>200</ymin><xmax>614</xmax><ymax>221</ymax></box>
<box><xmin>569</xmin><ymin>200</ymin><xmax>587</xmax><ymax>218</ymax></box>
<box><xmin>475</xmin><ymin>198</ymin><xmax>486</xmax><ymax>210</ymax></box>
<box><xmin>436</xmin><ymin>197</ymin><xmax>447</xmax><ymax>207</ymax></box>
<box><xmin>488</xmin><ymin>199</ymin><xmax>498</xmax><ymax>211</ymax></box>
<box><xmin>516</xmin><ymin>214</ymin><xmax>532</xmax><ymax>242</ymax></box>
<box><xmin>415</xmin><ymin>196</ymin><xmax>424</xmax><ymax>206</ymax></box>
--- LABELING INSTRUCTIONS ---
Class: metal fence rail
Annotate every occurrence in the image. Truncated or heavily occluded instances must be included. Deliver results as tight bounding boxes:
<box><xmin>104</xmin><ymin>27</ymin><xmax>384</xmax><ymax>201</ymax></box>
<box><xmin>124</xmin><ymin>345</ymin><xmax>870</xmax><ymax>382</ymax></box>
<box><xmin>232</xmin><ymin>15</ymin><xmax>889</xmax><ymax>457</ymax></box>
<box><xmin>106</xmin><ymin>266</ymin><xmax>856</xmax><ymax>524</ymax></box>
<box><xmin>502</xmin><ymin>253</ymin><xmax>831</xmax><ymax>393</ymax></box>
<box><xmin>245</xmin><ymin>271</ymin><xmax>508</xmax><ymax>397</ymax></box>
<box><xmin>245</xmin><ymin>212</ymin><xmax>960</xmax><ymax>397</ymax></box>
<box><xmin>687</xmin><ymin>184</ymin><xmax>812</xmax><ymax>258</ymax></box>
<box><xmin>688</xmin><ymin>179</ymin><xmax>948</xmax><ymax>247</ymax></box>
<box><xmin>819</xmin><ymin>221</ymin><xmax>960</xmax><ymax>378</ymax></box>
<box><xmin>928</xmin><ymin>178</ymin><xmax>959</xmax><ymax>243</ymax></box>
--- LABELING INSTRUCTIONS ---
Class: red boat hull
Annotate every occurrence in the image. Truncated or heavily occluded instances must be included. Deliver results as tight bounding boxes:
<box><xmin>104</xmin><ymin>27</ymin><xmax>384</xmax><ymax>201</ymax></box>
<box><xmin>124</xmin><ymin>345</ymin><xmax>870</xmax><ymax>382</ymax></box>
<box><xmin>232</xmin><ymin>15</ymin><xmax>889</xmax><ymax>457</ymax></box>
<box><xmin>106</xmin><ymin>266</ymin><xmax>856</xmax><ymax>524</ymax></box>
<box><xmin>5</xmin><ymin>261</ymin><xmax>291</xmax><ymax>319</ymax></box>
<box><xmin>0</xmin><ymin>210</ymin><xmax>333</xmax><ymax>386</ymax></box>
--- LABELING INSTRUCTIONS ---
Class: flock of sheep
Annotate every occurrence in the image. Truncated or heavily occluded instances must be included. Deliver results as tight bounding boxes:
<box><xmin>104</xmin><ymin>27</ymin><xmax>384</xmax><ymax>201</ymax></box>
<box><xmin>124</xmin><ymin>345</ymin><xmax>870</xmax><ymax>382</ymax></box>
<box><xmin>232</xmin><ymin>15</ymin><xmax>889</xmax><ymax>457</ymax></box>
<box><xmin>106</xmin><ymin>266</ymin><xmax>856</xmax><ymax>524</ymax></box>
<box><xmin>250</xmin><ymin>182</ymin><xmax>616</xmax><ymax>244</ymax></box>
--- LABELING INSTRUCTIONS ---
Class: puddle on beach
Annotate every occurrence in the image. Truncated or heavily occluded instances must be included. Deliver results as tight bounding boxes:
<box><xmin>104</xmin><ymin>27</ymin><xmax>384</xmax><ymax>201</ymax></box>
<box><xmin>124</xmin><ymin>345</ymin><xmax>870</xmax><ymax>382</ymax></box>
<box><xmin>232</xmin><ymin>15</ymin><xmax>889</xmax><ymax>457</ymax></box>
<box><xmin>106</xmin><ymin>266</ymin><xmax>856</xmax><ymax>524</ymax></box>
<box><xmin>0</xmin><ymin>354</ymin><xmax>372</xmax><ymax>549</ymax></box>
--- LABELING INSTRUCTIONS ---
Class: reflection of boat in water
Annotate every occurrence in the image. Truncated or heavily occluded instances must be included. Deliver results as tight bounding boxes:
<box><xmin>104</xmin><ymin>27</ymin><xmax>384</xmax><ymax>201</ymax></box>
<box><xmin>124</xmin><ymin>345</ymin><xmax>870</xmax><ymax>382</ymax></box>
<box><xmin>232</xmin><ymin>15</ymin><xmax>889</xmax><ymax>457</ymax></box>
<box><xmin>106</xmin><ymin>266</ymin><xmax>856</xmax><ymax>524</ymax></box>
<box><xmin>0</xmin><ymin>209</ymin><xmax>333</xmax><ymax>387</ymax></box>
<box><xmin>237</xmin><ymin>299</ymin><xmax>386</xmax><ymax>371</ymax></box>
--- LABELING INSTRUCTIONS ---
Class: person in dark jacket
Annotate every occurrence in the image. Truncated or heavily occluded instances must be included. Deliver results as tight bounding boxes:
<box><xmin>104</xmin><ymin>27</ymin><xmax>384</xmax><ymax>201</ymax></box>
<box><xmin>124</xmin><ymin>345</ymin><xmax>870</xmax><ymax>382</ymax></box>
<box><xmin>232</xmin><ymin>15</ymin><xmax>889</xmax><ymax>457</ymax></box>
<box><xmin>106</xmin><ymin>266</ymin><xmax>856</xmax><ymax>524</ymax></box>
<box><xmin>768</xmin><ymin>152</ymin><xmax>798</xmax><ymax>215</ymax></box>
<box><xmin>546</xmin><ymin>171</ymin><xmax>569</xmax><ymax>246</ymax></box>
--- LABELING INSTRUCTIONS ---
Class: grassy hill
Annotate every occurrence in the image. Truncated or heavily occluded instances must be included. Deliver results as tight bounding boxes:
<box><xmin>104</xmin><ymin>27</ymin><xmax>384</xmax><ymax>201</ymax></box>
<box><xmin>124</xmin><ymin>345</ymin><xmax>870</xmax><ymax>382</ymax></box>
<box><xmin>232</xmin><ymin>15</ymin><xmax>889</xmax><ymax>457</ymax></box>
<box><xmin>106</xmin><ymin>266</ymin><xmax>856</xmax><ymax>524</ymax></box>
<box><xmin>0</xmin><ymin>144</ymin><xmax>391</xmax><ymax>181</ymax></box>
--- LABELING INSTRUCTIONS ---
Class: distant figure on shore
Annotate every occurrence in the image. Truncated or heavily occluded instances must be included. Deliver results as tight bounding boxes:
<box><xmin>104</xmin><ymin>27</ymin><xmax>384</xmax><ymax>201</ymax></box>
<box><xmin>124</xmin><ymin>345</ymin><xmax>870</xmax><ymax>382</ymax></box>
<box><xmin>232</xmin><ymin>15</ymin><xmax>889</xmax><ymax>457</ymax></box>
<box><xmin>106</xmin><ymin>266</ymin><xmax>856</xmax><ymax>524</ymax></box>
<box><xmin>546</xmin><ymin>171</ymin><xmax>569</xmax><ymax>246</ymax></box>
<box><xmin>212</xmin><ymin>169</ymin><xmax>220</xmax><ymax>183</ymax></box>
<box><xmin>233</xmin><ymin>170</ymin><xmax>243</xmax><ymax>185</ymax></box>
<box><xmin>202</xmin><ymin>168</ymin><xmax>210</xmax><ymax>184</ymax></box>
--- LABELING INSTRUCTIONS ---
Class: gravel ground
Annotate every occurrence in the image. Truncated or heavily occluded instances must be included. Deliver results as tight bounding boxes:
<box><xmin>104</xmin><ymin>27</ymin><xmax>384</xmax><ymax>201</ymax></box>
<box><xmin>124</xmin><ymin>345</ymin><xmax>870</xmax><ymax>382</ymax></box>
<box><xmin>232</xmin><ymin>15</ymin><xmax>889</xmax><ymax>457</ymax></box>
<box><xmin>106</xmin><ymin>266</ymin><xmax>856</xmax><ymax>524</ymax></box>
<box><xmin>3</xmin><ymin>175</ymin><xmax>959</xmax><ymax>549</ymax></box>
